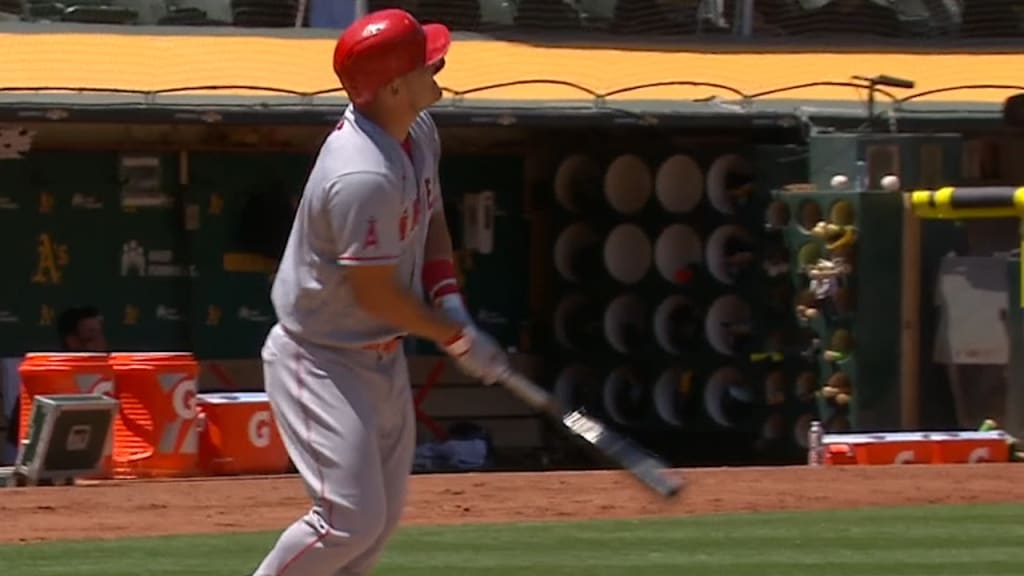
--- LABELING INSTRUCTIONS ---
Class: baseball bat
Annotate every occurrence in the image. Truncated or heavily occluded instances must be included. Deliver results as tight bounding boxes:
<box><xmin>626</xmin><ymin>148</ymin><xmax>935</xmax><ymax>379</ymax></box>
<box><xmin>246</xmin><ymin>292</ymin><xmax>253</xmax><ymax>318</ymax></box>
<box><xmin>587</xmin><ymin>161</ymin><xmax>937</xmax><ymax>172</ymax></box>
<box><xmin>496</xmin><ymin>368</ymin><xmax>683</xmax><ymax>499</ymax></box>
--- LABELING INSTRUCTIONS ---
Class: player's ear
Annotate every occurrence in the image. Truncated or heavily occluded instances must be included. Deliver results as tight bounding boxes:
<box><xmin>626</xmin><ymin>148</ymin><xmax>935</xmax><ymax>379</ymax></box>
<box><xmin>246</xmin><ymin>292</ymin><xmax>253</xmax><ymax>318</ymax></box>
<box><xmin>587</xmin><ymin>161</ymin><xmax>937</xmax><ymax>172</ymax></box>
<box><xmin>384</xmin><ymin>79</ymin><xmax>402</xmax><ymax>100</ymax></box>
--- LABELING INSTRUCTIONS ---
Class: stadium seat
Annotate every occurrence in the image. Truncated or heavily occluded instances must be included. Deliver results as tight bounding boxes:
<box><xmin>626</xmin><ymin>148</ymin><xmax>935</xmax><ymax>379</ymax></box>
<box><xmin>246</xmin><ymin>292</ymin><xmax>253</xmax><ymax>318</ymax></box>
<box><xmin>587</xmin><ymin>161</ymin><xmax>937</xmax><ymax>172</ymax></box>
<box><xmin>62</xmin><ymin>4</ymin><xmax>140</xmax><ymax>23</ymax></box>
<box><xmin>231</xmin><ymin>0</ymin><xmax>297</xmax><ymax>27</ymax></box>
<box><xmin>916</xmin><ymin>0</ymin><xmax>962</xmax><ymax>35</ymax></box>
<box><xmin>109</xmin><ymin>0</ymin><xmax>166</xmax><ymax>24</ymax></box>
<box><xmin>168</xmin><ymin>0</ymin><xmax>231</xmax><ymax>23</ymax></box>
<box><xmin>417</xmin><ymin>0</ymin><xmax>482</xmax><ymax>30</ymax></box>
<box><xmin>367</xmin><ymin>0</ymin><xmax>503</xmax><ymax>31</ymax></box>
<box><xmin>0</xmin><ymin>0</ymin><xmax>21</xmax><ymax>17</ymax></box>
<box><xmin>60</xmin><ymin>0</ymin><xmax>112</xmax><ymax>9</ymax></box>
<box><xmin>367</xmin><ymin>0</ymin><xmax>416</xmax><ymax>13</ymax></box>
<box><xmin>23</xmin><ymin>0</ymin><xmax>66</xmax><ymax>20</ymax></box>
<box><xmin>477</xmin><ymin>0</ymin><xmax>515</xmax><ymax>28</ymax></box>
<box><xmin>611</xmin><ymin>0</ymin><xmax>695</xmax><ymax>34</ymax></box>
<box><xmin>304</xmin><ymin>0</ymin><xmax>357</xmax><ymax>28</ymax></box>
<box><xmin>963</xmin><ymin>0</ymin><xmax>1023</xmax><ymax>37</ymax></box>
<box><xmin>765</xmin><ymin>0</ymin><xmax>903</xmax><ymax>37</ymax></box>
<box><xmin>514</xmin><ymin>0</ymin><xmax>582</xmax><ymax>30</ymax></box>
<box><xmin>158</xmin><ymin>5</ymin><xmax>224</xmax><ymax>24</ymax></box>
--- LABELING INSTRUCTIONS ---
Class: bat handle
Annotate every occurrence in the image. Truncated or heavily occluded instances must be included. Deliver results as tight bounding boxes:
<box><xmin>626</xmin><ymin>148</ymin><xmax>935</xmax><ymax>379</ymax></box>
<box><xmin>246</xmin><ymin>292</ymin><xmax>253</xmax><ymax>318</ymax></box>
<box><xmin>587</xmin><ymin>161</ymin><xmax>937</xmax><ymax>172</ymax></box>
<box><xmin>497</xmin><ymin>369</ymin><xmax>560</xmax><ymax>415</ymax></box>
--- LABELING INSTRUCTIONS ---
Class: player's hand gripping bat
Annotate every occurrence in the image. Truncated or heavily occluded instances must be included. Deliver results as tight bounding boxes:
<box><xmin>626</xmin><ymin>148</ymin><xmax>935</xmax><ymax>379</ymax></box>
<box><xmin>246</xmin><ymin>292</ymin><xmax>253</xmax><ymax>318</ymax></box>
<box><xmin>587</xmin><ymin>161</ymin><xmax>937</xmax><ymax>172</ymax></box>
<box><xmin>496</xmin><ymin>368</ymin><xmax>683</xmax><ymax>499</ymax></box>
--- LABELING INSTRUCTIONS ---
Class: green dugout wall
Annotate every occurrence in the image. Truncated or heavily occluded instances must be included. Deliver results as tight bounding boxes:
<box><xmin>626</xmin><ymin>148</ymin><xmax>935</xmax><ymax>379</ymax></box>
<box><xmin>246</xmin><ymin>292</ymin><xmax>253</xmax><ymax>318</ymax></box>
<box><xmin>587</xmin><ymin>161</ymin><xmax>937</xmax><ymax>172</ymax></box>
<box><xmin>0</xmin><ymin>149</ymin><xmax>527</xmax><ymax>360</ymax></box>
<box><xmin>1</xmin><ymin>107</ymin><xmax>1019</xmax><ymax>465</ymax></box>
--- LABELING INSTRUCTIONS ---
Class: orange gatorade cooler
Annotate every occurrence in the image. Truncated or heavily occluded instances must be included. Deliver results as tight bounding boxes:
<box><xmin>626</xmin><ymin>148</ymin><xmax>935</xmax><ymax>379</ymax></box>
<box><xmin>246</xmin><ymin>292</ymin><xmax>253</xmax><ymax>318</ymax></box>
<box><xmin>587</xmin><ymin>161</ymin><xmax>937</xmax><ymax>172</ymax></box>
<box><xmin>197</xmin><ymin>392</ymin><xmax>290</xmax><ymax>476</ymax></box>
<box><xmin>17</xmin><ymin>352</ymin><xmax>117</xmax><ymax>476</ymax></box>
<box><xmin>108</xmin><ymin>352</ymin><xmax>200</xmax><ymax>478</ymax></box>
<box><xmin>17</xmin><ymin>352</ymin><xmax>115</xmax><ymax>441</ymax></box>
<box><xmin>823</xmin><ymin>431</ymin><xmax>1011</xmax><ymax>465</ymax></box>
<box><xmin>930</xmin><ymin>432</ymin><xmax>1010</xmax><ymax>463</ymax></box>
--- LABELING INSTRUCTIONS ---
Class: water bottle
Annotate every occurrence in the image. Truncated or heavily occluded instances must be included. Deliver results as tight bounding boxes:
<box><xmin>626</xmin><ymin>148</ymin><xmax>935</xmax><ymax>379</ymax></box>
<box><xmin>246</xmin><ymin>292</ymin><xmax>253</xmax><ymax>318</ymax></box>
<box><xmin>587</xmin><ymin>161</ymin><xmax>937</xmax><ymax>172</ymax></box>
<box><xmin>807</xmin><ymin>420</ymin><xmax>825</xmax><ymax>466</ymax></box>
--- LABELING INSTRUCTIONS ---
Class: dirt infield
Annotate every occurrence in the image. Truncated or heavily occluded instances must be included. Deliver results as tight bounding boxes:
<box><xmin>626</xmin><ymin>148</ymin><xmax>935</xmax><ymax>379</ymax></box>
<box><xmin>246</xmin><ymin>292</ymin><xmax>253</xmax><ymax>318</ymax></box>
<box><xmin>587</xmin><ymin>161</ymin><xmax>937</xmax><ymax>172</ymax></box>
<box><xmin>3</xmin><ymin>464</ymin><xmax>1024</xmax><ymax>544</ymax></box>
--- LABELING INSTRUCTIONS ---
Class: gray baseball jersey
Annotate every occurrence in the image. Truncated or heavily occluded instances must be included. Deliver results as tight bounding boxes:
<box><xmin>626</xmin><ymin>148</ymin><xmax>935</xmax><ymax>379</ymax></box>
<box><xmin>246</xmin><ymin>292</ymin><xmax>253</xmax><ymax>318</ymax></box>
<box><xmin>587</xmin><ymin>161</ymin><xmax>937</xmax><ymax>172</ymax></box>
<box><xmin>253</xmin><ymin>104</ymin><xmax>442</xmax><ymax>576</ymax></box>
<box><xmin>271</xmin><ymin>104</ymin><xmax>442</xmax><ymax>350</ymax></box>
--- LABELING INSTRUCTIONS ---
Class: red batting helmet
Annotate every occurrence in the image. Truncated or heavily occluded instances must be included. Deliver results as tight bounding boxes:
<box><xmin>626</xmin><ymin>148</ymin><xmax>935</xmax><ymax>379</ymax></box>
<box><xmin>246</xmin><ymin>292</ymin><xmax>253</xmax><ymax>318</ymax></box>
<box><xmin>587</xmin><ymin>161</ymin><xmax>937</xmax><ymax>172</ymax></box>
<box><xmin>332</xmin><ymin>9</ymin><xmax>451</xmax><ymax>106</ymax></box>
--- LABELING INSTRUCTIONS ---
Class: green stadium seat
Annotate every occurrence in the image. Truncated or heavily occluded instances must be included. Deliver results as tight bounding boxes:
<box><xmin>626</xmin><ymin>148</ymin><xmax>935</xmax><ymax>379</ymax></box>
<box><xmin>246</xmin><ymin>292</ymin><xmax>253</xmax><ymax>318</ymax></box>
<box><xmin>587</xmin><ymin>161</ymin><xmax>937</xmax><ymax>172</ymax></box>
<box><xmin>158</xmin><ymin>5</ymin><xmax>226</xmax><ymax>24</ymax></box>
<box><xmin>167</xmin><ymin>0</ymin><xmax>230</xmax><ymax>23</ymax></box>
<box><xmin>963</xmin><ymin>0</ymin><xmax>1023</xmax><ymax>37</ymax></box>
<box><xmin>23</xmin><ymin>0</ymin><xmax>66</xmax><ymax>21</ymax></box>
<box><xmin>477</xmin><ymin>0</ymin><xmax>515</xmax><ymax>28</ymax></box>
<box><xmin>62</xmin><ymin>4</ymin><xmax>139</xmax><ymax>23</ymax></box>
<box><xmin>231</xmin><ymin>0</ymin><xmax>297</xmax><ymax>27</ymax></box>
<box><xmin>514</xmin><ymin>0</ymin><xmax>582</xmax><ymax>29</ymax></box>
<box><xmin>417</xmin><ymin>0</ymin><xmax>482</xmax><ymax>30</ymax></box>
<box><xmin>108</xmin><ymin>0</ymin><xmax>166</xmax><ymax>24</ymax></box>
<box><xmin>766</xmin><ymin>0</ymin><xmax>903</xmax><ymax>37</ymax></box>
<box><xmin>611</xmin><ymin>0</ymin><xmax>694</xmax><ymax>34</ymax></box>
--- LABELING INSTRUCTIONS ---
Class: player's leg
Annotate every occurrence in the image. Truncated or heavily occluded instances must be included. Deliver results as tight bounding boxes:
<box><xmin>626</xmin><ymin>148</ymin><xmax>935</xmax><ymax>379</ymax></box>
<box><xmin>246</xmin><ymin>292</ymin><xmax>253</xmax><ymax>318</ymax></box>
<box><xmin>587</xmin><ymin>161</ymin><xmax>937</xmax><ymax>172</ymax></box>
<box><xmin>252</xmin><ymin>326</ymin><xmax>388</xmax><ymax>576</ymax></box>
<box><xmin>337</xmin><ymin>349</ymin><xmax>417</xmax><ymax>575</ymax></box>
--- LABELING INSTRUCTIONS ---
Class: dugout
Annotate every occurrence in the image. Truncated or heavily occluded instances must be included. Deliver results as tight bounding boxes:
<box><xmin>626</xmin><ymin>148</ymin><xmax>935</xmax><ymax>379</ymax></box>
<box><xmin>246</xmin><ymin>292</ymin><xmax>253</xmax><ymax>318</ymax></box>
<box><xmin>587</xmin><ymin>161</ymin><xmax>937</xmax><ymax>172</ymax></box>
<box><xmin>0</xmin><ymin>22</ymin><xmax>1021</xmax><ymax>468</ymax></box>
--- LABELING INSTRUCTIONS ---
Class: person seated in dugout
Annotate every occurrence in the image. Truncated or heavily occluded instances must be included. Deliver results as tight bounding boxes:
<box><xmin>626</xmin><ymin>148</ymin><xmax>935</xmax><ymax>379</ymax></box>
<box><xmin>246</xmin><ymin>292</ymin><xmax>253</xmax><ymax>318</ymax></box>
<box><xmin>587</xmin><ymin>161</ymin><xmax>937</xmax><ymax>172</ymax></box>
<box><xmin>3</xmin><ymin>306</ymin><xmax>108</xmax><ymax>461</ymax></box>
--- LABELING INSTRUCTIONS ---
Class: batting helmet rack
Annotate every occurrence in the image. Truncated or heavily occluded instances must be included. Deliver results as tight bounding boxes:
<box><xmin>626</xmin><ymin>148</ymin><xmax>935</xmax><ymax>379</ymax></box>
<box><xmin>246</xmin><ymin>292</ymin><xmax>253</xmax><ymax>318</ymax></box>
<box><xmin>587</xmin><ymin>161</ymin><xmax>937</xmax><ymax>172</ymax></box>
<box><xmin>542</xmin><ymin>138</ymin><xmax>816</xmax><ymax>466</ymax></box>
<box><xmin>539</xmin><ymin>125</ymin><xmax>1024</xmax><ymax>467</ymax></box>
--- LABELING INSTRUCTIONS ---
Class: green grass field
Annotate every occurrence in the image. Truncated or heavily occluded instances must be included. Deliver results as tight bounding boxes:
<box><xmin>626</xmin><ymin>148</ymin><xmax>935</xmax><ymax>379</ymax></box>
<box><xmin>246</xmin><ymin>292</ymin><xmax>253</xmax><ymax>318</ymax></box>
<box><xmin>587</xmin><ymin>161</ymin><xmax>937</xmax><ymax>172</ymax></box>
<box><xmin>2</xmin><ymin>503</ymin><xmax>1021</xmax><ymax>576</ymax></box>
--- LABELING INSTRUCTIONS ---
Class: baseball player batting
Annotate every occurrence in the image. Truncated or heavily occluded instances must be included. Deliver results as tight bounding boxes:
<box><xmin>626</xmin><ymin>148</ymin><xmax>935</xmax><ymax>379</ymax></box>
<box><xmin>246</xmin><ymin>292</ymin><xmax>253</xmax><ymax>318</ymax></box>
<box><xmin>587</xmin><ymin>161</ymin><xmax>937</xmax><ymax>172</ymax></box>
<box><xmin>252</xmin><ymin>9</ymin><xmax>510</xmax><ymax>576</ymax></box>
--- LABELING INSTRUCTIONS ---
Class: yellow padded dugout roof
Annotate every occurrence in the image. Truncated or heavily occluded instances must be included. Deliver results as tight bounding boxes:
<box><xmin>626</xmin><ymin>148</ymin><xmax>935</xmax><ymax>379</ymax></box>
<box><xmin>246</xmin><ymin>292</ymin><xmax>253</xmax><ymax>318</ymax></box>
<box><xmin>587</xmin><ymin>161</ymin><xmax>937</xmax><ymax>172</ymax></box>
<box><xmin>0</xmin><ymin>30</ymin><xmax>1018</xmax><ymax>103</ymax></box>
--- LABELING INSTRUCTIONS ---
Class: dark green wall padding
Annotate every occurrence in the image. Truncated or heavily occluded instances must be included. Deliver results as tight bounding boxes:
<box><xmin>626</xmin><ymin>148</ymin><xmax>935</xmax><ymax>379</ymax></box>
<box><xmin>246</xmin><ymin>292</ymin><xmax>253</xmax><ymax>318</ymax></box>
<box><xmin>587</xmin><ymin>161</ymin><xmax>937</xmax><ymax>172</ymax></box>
<box><xmin>0</xmin><ymin>151</ymin><xmax>528</xmax><ymax>360</ymax></box>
